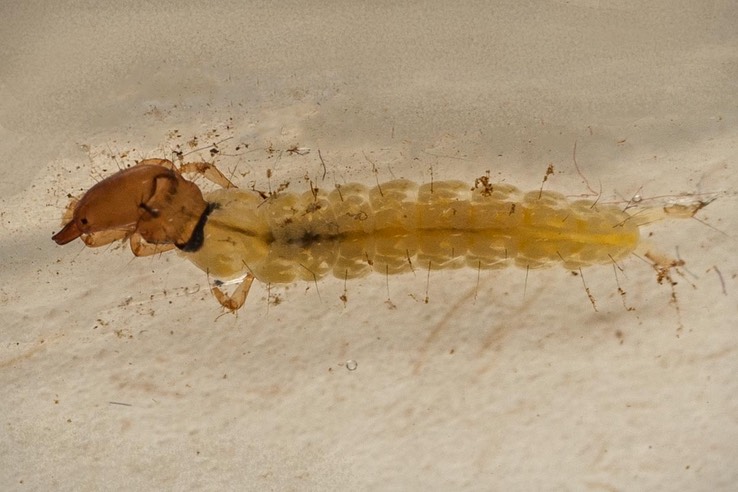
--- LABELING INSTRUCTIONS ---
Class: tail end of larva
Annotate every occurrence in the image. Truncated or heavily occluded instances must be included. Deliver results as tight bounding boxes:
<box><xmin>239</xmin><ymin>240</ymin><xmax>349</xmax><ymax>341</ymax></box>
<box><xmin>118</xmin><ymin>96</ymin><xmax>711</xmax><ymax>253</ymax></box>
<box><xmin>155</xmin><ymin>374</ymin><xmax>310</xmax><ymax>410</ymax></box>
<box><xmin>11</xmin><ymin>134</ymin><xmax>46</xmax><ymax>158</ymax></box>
<box><xmin>627</xmin><ymin>196</ymin><xmax>716</xmax><ymax>227</ymax></box>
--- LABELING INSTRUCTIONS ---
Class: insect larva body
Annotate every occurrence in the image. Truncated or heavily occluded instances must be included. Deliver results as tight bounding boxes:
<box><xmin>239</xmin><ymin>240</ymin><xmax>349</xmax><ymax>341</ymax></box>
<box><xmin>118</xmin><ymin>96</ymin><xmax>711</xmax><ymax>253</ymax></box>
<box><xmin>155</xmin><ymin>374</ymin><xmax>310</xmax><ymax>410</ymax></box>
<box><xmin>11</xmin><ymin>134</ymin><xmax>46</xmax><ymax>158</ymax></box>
<box><xmin>53</xmin><ymin>159</ymin><xmax>706</xmax><ymax>310</ymax></box>
<box><xmin>184</xmin><ymin>179</ymin><xmax>639</xmax><ymax>284</ymax></box>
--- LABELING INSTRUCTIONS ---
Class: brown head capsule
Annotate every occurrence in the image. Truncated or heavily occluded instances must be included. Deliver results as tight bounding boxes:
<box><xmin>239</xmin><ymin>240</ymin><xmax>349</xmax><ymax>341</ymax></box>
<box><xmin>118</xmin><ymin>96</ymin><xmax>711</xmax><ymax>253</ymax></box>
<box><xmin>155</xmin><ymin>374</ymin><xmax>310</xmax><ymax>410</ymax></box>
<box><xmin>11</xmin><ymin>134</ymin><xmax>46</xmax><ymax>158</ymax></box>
<box><xmin>52</xmin><ymin>163</ymin><xmax>209</xmax><ymax>248</ymax></box>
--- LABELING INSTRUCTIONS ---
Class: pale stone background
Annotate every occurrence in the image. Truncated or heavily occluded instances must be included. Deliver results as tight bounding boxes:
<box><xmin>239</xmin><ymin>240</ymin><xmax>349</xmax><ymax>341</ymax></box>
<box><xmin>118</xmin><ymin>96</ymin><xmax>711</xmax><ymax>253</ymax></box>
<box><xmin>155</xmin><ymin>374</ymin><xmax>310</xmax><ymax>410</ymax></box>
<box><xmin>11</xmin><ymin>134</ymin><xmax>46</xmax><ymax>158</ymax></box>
<box><xmin>1</xmin><ymin>1</ymin><xmax>737</xmax><ymax>490</ymax></box>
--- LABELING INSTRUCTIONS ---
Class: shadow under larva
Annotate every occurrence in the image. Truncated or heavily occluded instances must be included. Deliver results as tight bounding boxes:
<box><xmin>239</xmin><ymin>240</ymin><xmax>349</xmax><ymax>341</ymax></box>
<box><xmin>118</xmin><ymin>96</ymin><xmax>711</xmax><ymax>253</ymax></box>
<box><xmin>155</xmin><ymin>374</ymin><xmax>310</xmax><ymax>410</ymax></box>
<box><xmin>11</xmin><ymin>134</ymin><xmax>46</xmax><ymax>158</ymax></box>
<box><xmin>52</xmin><ymin>158</ymin><xmax>711</xmax><ymax>311</ymax></box>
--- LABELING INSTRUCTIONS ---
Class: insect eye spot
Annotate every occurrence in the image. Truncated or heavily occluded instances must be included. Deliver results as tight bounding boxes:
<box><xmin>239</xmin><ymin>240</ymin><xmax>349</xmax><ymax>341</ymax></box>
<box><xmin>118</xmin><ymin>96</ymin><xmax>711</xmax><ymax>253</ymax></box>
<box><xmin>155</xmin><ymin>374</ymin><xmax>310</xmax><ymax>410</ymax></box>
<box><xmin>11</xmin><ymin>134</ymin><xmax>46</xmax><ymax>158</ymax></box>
<box><xmin>80</xmin><ymin>218</ymin><xmax>89</xmax><ymax>225</ymax></box>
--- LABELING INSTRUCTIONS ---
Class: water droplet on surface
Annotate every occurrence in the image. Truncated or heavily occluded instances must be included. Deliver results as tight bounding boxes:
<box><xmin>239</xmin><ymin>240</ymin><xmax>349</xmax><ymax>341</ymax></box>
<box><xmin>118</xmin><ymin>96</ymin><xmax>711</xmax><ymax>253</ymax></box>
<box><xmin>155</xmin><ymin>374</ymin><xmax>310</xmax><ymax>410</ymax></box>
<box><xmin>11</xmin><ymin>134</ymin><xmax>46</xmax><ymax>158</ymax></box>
<box><xmin>346</xmin><ymin>360</ymin><xmax>358</xmax><ymax>371</ymax></box>
<box><xmin>632</xmin><ymin>194</ymin><xmax>642</xmax><ymax>203</ymax></box>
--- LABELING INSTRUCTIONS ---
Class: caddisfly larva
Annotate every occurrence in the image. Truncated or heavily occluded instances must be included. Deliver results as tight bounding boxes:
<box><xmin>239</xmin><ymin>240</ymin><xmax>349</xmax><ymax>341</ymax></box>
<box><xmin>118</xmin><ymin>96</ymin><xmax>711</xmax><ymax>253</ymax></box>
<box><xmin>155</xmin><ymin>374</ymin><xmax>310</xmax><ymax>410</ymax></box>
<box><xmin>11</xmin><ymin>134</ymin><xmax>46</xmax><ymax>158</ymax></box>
<box><xmin>52</xmin><ymin>158</ymin><xmax>712</xmax><ymax>311</ymax></box>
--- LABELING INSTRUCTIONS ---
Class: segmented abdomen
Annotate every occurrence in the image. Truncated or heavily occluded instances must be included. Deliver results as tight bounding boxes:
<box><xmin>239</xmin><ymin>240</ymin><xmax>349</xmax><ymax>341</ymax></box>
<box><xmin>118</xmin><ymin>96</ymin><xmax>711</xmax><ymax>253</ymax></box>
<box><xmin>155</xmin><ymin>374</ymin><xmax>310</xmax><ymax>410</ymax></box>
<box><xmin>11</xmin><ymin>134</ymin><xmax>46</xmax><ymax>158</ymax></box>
<box><xmin>183</xmin><ymin>180</ymin><xmax>639</xmax><ymax>283</ymax></box>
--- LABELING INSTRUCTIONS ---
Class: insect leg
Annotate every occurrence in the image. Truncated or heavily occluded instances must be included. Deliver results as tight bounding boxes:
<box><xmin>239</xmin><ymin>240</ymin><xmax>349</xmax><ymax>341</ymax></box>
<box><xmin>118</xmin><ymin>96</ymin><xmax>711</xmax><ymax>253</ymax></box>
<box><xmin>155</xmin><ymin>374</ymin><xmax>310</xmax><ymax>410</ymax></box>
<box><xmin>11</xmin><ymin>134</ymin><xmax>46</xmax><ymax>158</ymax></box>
<box><xmin>178</xmin><ymin>162</ymin><xmax>237</xmax><ymax>189</ymax></box>
<box><xmin>129</xmin><ymin>232</ymin><xmax>176</xmax><ymax>256</ymax></box>
<box><xmin>80</xmin><ymin>229</ymin><xmax>130</xmax><ymax>248</ymax></box>
<box><xmin>211</xmin><ymin>274</ymin><xmax>256</xmax><ymax>311</ymax></box>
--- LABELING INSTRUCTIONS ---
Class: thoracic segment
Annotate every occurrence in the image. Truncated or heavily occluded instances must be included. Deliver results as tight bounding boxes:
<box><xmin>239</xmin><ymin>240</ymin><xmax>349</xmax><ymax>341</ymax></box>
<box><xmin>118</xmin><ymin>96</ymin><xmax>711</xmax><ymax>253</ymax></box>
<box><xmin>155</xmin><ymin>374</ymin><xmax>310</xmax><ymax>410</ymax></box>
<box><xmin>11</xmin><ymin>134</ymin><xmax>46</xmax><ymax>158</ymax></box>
<box><xmin>182</xmin><ymin>180</ymin><xmax>640</xmax><ymax>283</ymax></box>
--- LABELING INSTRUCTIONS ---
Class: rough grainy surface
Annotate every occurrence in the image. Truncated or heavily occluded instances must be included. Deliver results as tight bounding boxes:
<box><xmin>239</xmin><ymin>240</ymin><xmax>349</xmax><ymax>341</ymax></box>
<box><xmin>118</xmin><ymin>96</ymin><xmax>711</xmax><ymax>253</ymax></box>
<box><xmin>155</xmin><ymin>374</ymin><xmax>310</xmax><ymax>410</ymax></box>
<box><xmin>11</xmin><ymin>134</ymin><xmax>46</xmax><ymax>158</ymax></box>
<box><xmin>1</xmin><ymin>2</ymin><xmax>737</xmax><ymax>490</ymax></box>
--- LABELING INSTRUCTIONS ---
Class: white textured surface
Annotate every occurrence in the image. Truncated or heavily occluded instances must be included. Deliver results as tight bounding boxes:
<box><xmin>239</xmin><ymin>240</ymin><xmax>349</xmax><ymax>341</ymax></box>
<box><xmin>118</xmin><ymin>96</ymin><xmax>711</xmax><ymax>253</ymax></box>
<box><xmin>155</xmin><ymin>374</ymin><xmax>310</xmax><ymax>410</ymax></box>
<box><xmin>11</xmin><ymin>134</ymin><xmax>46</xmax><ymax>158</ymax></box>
<box><xmin>1</xmin><ymin>1</ymin><xmax>737</xmax><ymax>490</ymax></box>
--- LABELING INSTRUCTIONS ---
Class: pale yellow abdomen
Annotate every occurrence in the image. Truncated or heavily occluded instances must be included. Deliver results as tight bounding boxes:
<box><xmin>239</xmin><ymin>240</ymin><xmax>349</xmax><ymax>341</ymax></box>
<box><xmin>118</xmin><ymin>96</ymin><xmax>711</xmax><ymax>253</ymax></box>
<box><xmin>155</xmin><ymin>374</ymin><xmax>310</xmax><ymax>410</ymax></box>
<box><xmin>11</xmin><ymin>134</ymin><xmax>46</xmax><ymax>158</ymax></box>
<box><xmin>182</xmin><ymin>180</ymin><xmax>640</xmax><ymax>283</ymax></box>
